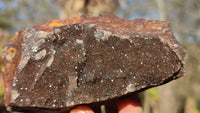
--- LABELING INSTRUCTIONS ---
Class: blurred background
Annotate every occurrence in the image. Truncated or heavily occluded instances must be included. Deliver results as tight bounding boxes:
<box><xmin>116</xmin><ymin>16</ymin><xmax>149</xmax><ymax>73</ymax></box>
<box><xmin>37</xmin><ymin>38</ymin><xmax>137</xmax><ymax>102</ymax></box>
<box><xmin>0</xmin><ymin>0</ymin><xmax>200</xmax><ymax>113</ymax></box>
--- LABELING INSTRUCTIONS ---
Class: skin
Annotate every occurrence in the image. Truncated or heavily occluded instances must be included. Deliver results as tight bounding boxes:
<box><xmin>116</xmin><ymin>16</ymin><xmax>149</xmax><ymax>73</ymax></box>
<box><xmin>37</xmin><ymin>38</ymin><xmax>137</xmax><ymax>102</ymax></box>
<box><xmin>70</xmin><ymin>94</ymin><xmax>143</xmax><ymax>113</ymax></box>
<box><xmin>117</xmin><ymin>94</ymin><xmax>143</xmax><ymax>113</ymax></box>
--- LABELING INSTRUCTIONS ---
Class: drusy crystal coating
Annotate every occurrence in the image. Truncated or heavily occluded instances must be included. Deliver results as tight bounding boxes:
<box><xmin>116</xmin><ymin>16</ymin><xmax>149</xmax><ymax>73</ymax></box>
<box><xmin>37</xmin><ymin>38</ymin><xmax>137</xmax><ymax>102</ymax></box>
<box><xmin>1</xmin><ymin>16</ymin><xmax>186</xmax><ymax>112</ymax></box>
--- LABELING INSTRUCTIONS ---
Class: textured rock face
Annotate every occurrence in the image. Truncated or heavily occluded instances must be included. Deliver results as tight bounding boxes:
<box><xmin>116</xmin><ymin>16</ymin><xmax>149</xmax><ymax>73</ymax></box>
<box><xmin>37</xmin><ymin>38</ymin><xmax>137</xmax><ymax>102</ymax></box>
<box><xmin>1</xmin><ymin>16</ymin><xmax>187</xmax><ymax>112</ymax></box>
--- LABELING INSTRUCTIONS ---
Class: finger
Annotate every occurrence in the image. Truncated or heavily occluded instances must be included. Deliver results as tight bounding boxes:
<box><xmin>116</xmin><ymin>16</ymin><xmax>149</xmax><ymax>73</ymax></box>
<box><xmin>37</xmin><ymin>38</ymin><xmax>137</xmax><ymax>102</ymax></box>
<box><xmin>70</xmin><ymin>105</ymin><xmax>94</xmax><ymax>113</ymax></box>
<box><xmin>117</xmin><ymin>94</ymin><xmax>143</xmax><ymax>113</ymax></box>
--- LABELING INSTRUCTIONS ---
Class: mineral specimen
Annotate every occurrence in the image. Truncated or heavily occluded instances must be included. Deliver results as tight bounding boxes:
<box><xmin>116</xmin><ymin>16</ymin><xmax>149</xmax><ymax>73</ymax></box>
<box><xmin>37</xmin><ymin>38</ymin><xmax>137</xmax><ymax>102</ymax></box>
<box><xmin>1</xmin><ymin>16</ymin><xmax>187</xmax><ymax>112</ymax></box>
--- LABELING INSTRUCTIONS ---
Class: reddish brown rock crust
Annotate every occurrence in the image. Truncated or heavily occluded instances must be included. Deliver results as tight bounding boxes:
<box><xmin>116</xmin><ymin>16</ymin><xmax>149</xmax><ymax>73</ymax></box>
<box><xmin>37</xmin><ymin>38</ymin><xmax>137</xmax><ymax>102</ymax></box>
<box><xmin>1</xmin><ymin>16</ymin><xmax>186</xmax><ymax>112</ymax></box>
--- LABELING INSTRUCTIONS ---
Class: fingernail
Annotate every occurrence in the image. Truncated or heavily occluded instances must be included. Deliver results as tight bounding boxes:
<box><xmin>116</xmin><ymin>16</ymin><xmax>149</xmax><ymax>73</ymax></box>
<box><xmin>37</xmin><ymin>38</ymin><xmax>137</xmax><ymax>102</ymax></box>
<box><xmin>70</xmin><ymin>105</ymin><xmax>94</xmax><ymax>113</ymax></box>
<box><xmin>117</xmin><ymin>95</ymin><xmax>143</xmax><ymax>113</ymax></box>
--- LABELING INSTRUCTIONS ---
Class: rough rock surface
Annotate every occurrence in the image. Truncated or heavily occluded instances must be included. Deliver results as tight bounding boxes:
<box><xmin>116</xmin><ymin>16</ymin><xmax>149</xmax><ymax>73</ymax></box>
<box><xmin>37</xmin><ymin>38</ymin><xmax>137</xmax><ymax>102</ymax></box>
<box><xmin>1</xmin><ymin>16</ymin><xmax>187</xmax><ymax>112</ymax></box>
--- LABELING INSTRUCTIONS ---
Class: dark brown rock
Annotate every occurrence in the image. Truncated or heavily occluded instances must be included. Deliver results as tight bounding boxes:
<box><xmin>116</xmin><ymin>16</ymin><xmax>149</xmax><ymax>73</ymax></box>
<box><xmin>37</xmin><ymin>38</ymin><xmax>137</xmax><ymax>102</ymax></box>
<box><xmin>1</xmin><ymin>16</ymin><xmax>187</xmax><ymax>112</ymax></box>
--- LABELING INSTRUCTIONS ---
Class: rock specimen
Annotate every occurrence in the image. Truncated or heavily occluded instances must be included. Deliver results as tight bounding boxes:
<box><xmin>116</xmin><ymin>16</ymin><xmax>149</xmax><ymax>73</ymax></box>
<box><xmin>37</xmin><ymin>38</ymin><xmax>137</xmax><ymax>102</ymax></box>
<box><xmin>1</xmin><ymin>16</ymin><xmax>187</xmax><ymax>112</ymax></box>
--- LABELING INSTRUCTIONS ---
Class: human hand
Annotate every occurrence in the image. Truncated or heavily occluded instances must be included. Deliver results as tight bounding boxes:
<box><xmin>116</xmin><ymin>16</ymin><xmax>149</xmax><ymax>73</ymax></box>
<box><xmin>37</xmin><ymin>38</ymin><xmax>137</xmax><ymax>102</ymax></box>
<box><xmin>70</xmin><ymin>94</ymin><xmax>143</xmax><ymax>113</ymax></box>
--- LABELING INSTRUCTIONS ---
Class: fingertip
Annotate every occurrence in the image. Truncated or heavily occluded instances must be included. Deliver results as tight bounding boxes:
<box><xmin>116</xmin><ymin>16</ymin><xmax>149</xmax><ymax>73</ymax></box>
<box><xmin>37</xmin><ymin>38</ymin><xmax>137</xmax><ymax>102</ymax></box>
<box><xmin>117</xmin><ymin>95</ymin><xmax>143</xmax><ymax>113</ymax></box>
<box><xmin>70</xmin><ymin>105</ymin><xmax>94</xmax><ymax>113</ymax></box>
